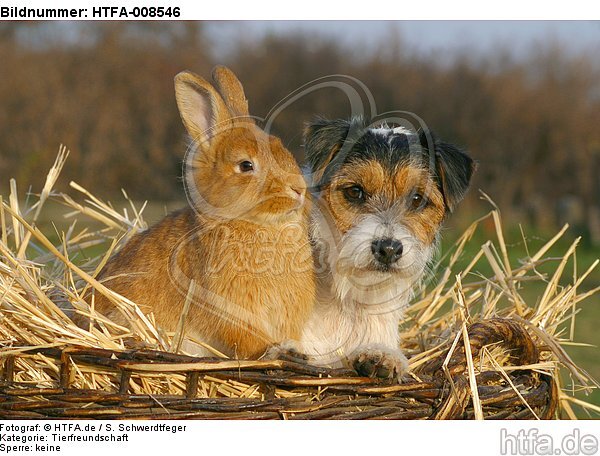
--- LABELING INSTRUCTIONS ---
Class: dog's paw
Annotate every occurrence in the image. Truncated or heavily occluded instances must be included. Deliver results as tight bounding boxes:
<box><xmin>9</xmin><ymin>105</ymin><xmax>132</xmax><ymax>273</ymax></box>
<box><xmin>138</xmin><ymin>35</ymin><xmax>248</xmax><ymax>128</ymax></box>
<box><xmin>352</xmin><ymin>346</ymin><xmax>409</xmax><ymax>382</ymax></box>
<box><xmin>262</xmin><ymin>341</ymin><xmax>309</xmax><ymax>364</ymax></box>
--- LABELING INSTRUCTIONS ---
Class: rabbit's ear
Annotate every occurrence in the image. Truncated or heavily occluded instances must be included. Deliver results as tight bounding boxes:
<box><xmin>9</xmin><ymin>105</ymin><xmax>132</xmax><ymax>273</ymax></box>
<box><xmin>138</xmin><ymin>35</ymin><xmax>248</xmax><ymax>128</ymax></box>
<box><xmin>175</xmin><ymin>71</ymin><xmax>232</xmax><ymax>147</ymax></box>
<box><xmin>211</xmin><ymin>66</ymin><xmax>251</xmax><ymax>119</ymax></box>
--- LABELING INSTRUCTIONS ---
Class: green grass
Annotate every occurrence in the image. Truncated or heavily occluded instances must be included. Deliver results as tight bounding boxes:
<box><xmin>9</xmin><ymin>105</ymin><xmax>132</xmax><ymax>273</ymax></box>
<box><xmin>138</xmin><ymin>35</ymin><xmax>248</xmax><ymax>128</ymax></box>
<box><xmin>439</xmin><ymin>219</ymin><xmax>600</xmax><ymax>414</ymax></box>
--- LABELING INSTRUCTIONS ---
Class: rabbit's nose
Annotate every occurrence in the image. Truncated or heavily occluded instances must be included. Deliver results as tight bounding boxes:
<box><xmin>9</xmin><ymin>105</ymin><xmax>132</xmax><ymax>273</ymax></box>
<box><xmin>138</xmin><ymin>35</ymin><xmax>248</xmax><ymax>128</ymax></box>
<box><xmin>290</xmin><ymin>186</ymin><xmax>304</xmax><ymax>198</ymax></box>
<box><xmin>289</xmin><ymin>184</ymin><xmax>305</xmax><ymax>200</ymax></box>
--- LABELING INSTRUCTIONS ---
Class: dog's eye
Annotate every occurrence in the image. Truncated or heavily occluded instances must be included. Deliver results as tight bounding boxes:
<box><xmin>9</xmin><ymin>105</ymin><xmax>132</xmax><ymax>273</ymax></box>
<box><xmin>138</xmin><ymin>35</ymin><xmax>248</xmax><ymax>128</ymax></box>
<box><xmin>343</xmin><ymin>185</ymin><xmax>366</xmax><ymax>203</ymax></box>
<box><xmin>236</xmin><ymin>160</ymin><xmax>254</xmax><ymax>173</ymax></box>
<box><xmin>411</xmin><ymin>193</ymin><xmax>426</xmax><ymax>210</ymax></box>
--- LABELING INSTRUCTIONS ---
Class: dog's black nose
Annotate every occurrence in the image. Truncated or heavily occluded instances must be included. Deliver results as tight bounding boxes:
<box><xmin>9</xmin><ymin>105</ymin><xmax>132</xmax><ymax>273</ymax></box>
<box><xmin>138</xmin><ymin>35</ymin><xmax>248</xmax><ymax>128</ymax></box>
<box><xmin>371</xmin><ymin>238</ymin><xmax>403</xmax><ymax>265</ymax></box>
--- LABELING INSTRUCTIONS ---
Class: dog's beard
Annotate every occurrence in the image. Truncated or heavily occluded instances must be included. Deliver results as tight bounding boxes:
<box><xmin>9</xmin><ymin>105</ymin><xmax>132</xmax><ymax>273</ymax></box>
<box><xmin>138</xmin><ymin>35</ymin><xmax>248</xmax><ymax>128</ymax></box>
<box><xmin>315</xmin><ymin>213</ymin><xmax>433</xmax><ymax>310</ymax></box>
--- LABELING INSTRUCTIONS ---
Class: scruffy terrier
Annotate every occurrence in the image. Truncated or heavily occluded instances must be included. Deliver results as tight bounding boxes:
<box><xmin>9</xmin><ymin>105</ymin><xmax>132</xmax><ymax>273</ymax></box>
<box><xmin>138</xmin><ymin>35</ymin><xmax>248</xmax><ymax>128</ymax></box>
<box><xmin>298</xmin><ymin>116</ymin><xmax>475</xmax><ymax>380</ymax></box>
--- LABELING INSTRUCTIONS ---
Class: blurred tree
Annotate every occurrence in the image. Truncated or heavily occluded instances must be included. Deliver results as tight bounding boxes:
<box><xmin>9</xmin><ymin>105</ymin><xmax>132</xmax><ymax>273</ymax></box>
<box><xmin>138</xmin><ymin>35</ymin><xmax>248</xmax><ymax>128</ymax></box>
<box><xmin>0</xmin><ymin>22</ymin><xmax>212</xmax><ymax>200</ymax></box>
<box><xmin>0</xmin><ymin>22</ymin><xmax>598</xmax><ymax>241</ymax></box>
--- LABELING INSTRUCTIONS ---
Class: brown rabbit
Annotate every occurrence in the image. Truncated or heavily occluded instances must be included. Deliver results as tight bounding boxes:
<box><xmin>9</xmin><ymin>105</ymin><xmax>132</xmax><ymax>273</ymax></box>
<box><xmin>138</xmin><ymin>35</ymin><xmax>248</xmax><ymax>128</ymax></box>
<box><xmin>92</xmin><ymin>66</ymin><xmax>315</xmax><ymax>359</ymax></box>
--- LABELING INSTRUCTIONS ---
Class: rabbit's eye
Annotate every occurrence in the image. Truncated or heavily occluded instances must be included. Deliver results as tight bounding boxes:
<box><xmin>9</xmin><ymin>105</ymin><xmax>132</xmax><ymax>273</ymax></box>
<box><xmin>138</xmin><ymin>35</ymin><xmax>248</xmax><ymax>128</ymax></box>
<box><xmin>237</xmin><ymin>160</ymin><xmax>254</xmax><ymax>173</ymax></box>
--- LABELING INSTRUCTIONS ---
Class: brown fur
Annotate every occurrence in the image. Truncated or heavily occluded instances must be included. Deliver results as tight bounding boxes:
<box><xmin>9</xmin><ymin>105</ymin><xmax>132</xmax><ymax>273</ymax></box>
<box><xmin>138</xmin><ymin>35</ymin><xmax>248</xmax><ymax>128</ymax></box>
<box><xmin>93</xmin><ymin>67</ymin><xmax>315</xmax><ymax>359</ymax></box>
<box><xmin>323</xmin><ymin>159</ymin><xmax>446</xmax><ymax>245</ymax></box>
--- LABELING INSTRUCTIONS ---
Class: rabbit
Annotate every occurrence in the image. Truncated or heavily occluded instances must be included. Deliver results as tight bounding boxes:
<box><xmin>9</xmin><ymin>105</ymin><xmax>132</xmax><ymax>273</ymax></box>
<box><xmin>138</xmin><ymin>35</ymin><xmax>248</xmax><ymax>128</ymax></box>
<box><xmin>91</xmin><ymin>66</ymin><xmax>315</xmax><ymax>359</ymax></box>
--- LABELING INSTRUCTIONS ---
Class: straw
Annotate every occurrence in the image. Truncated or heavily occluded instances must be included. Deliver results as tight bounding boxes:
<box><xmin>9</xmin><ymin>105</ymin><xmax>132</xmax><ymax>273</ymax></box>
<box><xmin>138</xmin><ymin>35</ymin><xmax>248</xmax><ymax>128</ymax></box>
<box><xmin>0</xmin><ymin>149</ymin><xmax>598</xmax><ymax>418</ymax></box>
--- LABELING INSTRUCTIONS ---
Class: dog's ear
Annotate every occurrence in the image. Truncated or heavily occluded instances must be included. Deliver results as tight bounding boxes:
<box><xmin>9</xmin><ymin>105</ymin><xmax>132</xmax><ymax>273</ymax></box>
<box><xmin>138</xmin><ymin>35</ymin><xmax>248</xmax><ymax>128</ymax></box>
<box><xmin>420</xmin><ymin>131</ymin><xmax>476</xmax><ymax>212</ymax></box>
<box><xmin>303</xmin><ymin>118</ymin><xmax>354</xmax><ymax>185</ymax></box>
<box><xmin>434</xmin><ymin>140</ymin><xmax>476</xmax><ymax>213</ymax></box>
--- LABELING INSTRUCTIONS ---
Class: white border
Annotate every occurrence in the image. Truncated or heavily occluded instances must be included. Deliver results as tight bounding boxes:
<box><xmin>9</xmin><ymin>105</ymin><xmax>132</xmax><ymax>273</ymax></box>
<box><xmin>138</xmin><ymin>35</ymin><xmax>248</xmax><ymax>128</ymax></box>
<box><xmin>3</xmin><ymin>0</ymin><xmax>600</xmax><ymax>20</ymax></box>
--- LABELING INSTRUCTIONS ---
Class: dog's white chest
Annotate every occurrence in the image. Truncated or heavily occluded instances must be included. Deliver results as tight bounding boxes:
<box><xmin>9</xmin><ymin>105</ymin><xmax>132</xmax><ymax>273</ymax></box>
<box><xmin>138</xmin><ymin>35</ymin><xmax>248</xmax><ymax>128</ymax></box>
<box><xmin>299</xmin><ymin>286</ymin><xmax>406</xmax><ymax>367</ymax></box>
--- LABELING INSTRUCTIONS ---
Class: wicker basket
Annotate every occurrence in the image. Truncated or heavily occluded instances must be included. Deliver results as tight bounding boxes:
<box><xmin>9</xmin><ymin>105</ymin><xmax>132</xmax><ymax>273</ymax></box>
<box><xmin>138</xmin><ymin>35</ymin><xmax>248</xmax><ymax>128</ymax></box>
<box><xmin>0</xmin><ymin>318</ymin><xmax>558</xmax><ymax>420</ymax></box>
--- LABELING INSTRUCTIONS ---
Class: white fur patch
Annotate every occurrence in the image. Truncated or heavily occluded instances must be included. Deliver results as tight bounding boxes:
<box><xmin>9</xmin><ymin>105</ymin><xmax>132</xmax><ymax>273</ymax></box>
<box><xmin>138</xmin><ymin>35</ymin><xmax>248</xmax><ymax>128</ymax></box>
<box><xmin>369</xmin><ymin>125</ymin><xmax>414</xmax><ymax>137</ymax></box>
<box><xmin>368</xmin><ymin>125</ymin><xmax>416</xmax><ymax>149</ymax></box>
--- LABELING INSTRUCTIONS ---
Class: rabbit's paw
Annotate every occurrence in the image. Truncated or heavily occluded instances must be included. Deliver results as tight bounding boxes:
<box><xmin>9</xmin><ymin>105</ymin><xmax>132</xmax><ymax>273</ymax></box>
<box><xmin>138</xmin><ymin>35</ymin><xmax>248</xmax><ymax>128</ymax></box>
<box><xmin>352</xmin><ymin>345</ymin><xmax>409</xmax><ymax>382</ymax></box>
<box><xmin>263</xmin><ymin>341</ymin><xmax>309</xmax><ymax>364</ymax></box>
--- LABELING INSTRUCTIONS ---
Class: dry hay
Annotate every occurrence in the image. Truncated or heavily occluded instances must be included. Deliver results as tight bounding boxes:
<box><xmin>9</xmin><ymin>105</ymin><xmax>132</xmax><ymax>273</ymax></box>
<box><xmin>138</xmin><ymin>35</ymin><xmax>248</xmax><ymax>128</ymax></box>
<box><xmin>0</xmin><ymin>146</ymin><xmax>598</xmax><ymax>419</ymax></box>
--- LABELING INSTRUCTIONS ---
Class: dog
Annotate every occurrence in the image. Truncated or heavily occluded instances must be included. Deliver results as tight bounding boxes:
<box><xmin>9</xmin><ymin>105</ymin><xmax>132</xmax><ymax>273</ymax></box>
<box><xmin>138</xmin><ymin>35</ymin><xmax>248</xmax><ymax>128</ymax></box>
<box><xmin>297</xmin><ymin>116</ymin><xmax>475</xmax><ymax>380</ymax></box>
